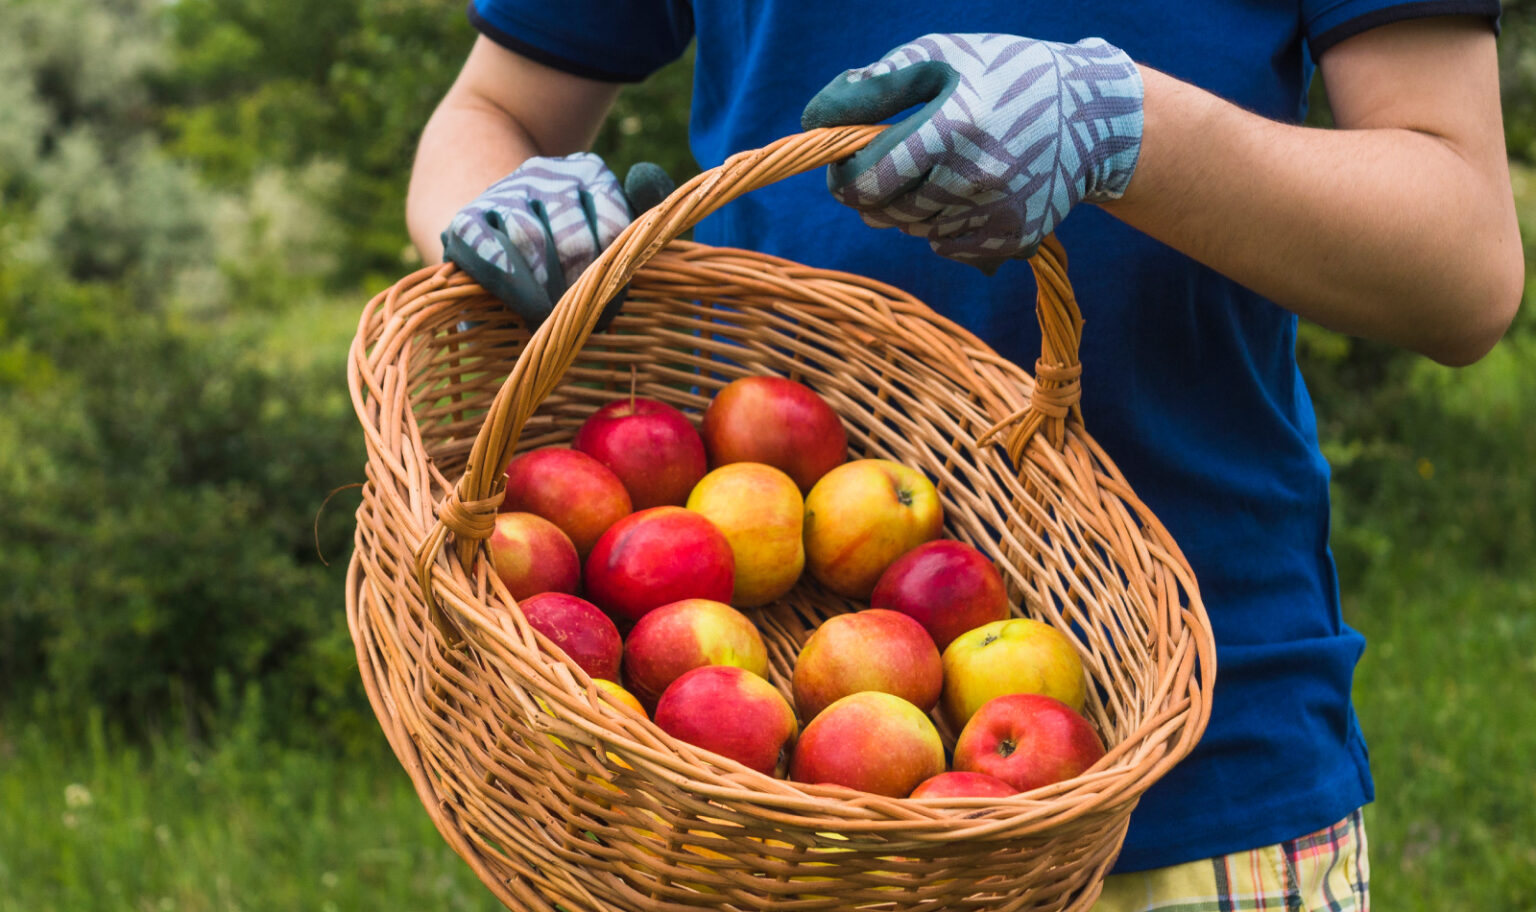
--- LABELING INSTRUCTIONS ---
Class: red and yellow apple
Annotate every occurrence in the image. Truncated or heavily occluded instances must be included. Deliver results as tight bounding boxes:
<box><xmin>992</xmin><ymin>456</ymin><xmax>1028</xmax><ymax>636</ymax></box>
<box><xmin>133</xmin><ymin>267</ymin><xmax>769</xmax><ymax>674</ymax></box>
<box><xmin>686</xmin><ymin>463</ymin><xmax>804</xmax><ymax>607</ymax></box>
<box><xmin>516</xmin><ymin>592</ymin><xmax>623</xmax><ymax>681</ymax></box>
<box><xmin>573</xmin><ymin>396</ymin><xmax>707</xmax><ymax>510</ymax></box>
<box><xmin>792</xmin><ymin>609</ymin><xmax>942</xmax><ymax>721</ymax></box>
<box><xmin>951</xmin><ymin>693</ymin><xmax>1105</xmax><ymax>793</ymax></box>
<box><xmin>502</xmin><ymin>447</ymin><xmax>632</xmax><ymax>560</ymax></box>
<box><xmin>909</xmin><ymin>771</ymin><xmax>1019</xmax><ymax>800</ymax></box>
<box><xmin>789</xmin><ymin>691</ymin><xmax>945</xmax><ymax>798</ymax></box>
<box><xmin>584</xmin><ymin>506</ymin><xmax>735</xmax><ymax>624</ymax></box>
<box><xmin>622</xmin><ymin>598</ymin><xmax>769</xmax><ymax>707</ymax></box>
<box><xmin>871</xmin><ymin>540</ymin><xmax>1009</xmax><ymax>651</ymax></box>
<box><xmin>940</xmin><ymin>617</ymin><xmax>1088</xmax><ymax>731</ymax></box>
<box><xmin>701</xmin><ymin>376</ymin><xmax>847</xmax><ymax>493</ymax></box>
<box><xmin>486</xmin><ymin>512</ymin><xmax>581</xmax><ymax>601</ymax></box>
<box><xmin>802</xmin><ymin>459</ymin><xmax>944</xmax><ymax>599</ymax></box>
<box><xmin>654</xmin><ymin>665</ymin><xmax>798</xmax><ymax>776</ymax></box>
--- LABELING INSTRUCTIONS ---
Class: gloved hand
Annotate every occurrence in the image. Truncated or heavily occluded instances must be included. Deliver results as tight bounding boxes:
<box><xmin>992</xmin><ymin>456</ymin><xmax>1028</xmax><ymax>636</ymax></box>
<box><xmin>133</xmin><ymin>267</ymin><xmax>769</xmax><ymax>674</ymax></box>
<box><xmin>442</xmin><ymin>154</ymin><xmax>674</xmax><ymax>331</ymax></box>
<box><xmin>801</xmin><ymin>33</ymin><xmax>1143</xmax><ymax>272</ymax></box>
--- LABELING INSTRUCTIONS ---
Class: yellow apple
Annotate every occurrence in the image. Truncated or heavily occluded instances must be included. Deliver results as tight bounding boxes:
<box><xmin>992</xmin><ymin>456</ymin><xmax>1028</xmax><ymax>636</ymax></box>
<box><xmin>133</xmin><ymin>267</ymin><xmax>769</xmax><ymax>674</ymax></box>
<box><xmin>802</xmin><ymin>459</ymin><xmax>944</xmax><ymax>598</ymax></box>
<box><xmin>686</xmin><ymin>463</ymin><xmax>805</xmax><ymax>607</ymax></box>
<box><xmin>592</xmin><ymin>678</ymin><xmax>648</xmax><ymax>720</ymax></box>
<box><xmin>940</xmin><ymin>618</ymin><xmax>1087</xmax><ymax>731</ymax></box>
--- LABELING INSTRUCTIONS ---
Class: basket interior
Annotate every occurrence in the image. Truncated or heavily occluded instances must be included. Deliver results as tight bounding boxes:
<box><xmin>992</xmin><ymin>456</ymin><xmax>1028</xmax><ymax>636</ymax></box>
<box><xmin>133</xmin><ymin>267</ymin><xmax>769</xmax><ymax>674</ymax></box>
<box><xmin>398</xmin><ymin>246</ymin><xmax>1172</xmax><ymax>752</ymax></box>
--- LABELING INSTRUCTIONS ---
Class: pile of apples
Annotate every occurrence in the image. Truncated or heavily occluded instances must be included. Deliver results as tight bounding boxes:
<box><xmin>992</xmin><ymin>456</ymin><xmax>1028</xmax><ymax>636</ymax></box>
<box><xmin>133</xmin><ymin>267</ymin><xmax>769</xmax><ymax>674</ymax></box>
<box><xmin>489</xmin><ymin>376</ymin><xmax>1105</xmax><ymax>801</ymax></box>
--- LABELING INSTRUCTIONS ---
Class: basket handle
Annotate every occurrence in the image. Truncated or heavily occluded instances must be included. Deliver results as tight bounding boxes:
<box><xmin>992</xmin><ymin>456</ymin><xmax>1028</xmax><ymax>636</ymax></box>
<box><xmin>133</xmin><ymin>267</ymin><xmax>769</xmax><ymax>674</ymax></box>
<box><xmin>419</xmin><ymin>126</ymin><xmax>1084</xmax><ymax>581</ymax></box>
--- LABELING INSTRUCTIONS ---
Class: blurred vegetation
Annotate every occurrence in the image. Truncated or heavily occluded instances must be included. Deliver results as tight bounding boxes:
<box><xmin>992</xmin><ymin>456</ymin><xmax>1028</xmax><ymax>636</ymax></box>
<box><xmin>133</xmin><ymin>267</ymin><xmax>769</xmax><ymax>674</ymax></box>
<box><xmin>0</xmin><ymin>0</ymin><xmax>1532</xmax><ymax>909</ymax></box>
<box><xmin>0</xmin><ymin>0</ymin><xmax>695</xmax><ymax>751</ymax></box>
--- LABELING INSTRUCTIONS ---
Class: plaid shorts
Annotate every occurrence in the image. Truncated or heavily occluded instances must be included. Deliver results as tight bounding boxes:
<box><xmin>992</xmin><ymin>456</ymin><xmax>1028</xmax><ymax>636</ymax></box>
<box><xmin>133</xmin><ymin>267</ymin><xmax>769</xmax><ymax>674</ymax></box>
<box><xmin>1093</xmin><ymin>810</ymin><xmax>1370</xmax><ymax>912</ymax></box>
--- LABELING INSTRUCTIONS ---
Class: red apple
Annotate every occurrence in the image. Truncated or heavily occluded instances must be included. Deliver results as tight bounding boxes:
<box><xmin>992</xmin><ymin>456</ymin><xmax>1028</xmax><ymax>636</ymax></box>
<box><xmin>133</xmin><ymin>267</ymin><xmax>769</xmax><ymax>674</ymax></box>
<box><xmin>792</xmin><ymin>609</ymin><xmax>942</xmax><ymax>721</ymax></box>
<box><xmin>701</xmin><ymin>376</ymin><xmax>847</xmax><ymax>493</ymax></box>
<box><xmin>516</xmin><ymin>592</ymin><xmax>623</xmax><ymax>682</ymax></box>
<box><xmin>573</xmin><ymin>397</ymin><xmax>707</xmax><ymax>510</ymax></box>
<box><xmin>789</xmin><ymin>691</ymin><xmax>945</xmax><ymax>798</ymax></box>
<box><xmin>941</xmin><ymin>618</ymin><xmax>1088</xmax><ymax>732</ymax></box>
<box><xmin>802</xmin><ymin>459</ymin><xmax>944</xmax><ymax>598</ymax></box>
<box><xmin>909</xmin><ymin>771</ymin><xmax>1019</xmax><ymax>800</ymax></box>
<box><xmin>583</xmin><ymin>506</ymin><xmax>735</xmax><ymax>624</ymax></box>
<box><xmin>951</xmin><ymin>694</ymin><xmax>1106</xmax><ymax>793</ymax></box>
<box><xmin>486</xmin><ymin>512</ymin><xmax>580</xmax><ymax>601</ymax></box>
<box><xmin>622</xmin><ymin>598</ymin><xmax>769</xmax><ymax>707</ymax></box>
<box><xmin>502</xmin><ymin>447</ymin><xmax>632</xmax><ymax>560</ymax></box>
<box><xmin>870</xmin><ymin>540</ymin><xmax>1009</xmax><ymax>651</ymax></box>
<box><xmin>654</xmin><ymin>665</ymin><xmax>798</xmax><ymax>776</ymax></box>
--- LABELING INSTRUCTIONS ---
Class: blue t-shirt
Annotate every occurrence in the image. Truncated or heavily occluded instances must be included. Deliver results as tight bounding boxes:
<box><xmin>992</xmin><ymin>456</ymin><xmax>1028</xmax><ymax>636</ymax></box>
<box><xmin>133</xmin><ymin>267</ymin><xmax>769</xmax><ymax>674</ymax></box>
<box><xmin>467</xmin><ymin>0</ymin><xmax>1499</xmax><ymax>874</ymax></box>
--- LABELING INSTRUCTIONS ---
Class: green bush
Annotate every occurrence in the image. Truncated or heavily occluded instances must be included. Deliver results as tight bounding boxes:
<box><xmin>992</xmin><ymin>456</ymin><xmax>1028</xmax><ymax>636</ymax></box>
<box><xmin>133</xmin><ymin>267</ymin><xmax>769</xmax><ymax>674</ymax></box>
<box><xmin>0</xmin><ymin>262</ymin><xmax>364</xmax><ymax>746</ymax></box>
<box><xmin>0</xmin><ymin>0</ymin><xmax>369</xmax><ymax>748</ymax></box>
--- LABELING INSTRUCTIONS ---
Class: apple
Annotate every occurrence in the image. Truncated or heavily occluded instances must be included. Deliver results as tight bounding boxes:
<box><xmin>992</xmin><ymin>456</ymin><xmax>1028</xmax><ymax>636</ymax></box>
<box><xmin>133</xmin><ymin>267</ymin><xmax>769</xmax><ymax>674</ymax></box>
<box><xmin>584</xmin><ymin>506</ymin><xmax>735</xmax><ymax>624</ymax></box>
<box><xmin>593</xmin><ymin>678</ymin><xmax>648</xmax><ymax>720</ymax></box>
<box><xmin>573</xmin><ymin>396</ymin><xmax>707</xmax><ymax>510</ymax></box>
<box><xmin>516</xmin><ymin>592</ymin><xmax>623</xmax><ymax>681</ymax></box>
<box><xmin>502</xmin><ymin>447</ymin><xmax>632</xmax><ymax>560</ymax></box>
<box><xmin>870</xmin><ymin>540</ymin><xmax>1009</xmax><ymax>651</ymax></box>
<box><xmin>792</xmin><ymin>609</ymin><xmax>942</xmax><ymax>721</ymax></box>
<box><xmin>622</xmin><ymin>598</ymin><xmax>769</xmax><ymax>707</ymax></box>
<box><xmin>685</xmin><ymin>463</ymin><xmax>804</xmax><ymax>607</ymax></box>
<box><xmin>802</xmin><ymin>459</ymin><xmax>944</xmax><ymax>598</ymax></box>
<box><xmin>909</xmin><ymin>771</ymin><xmax>1019</xmax><ymax>800</ymax></box>
<box><xmin>701</xmin><ymin>376</ymin><xmax>847</xmax><ymax>492</ymax></box>
<box><xmin>789</xmin><ymin>691</ymin><xmax>945</xmax><ymax>798</ymax></box>
<box><xmin>654</xmin><ymin>665</ymin><xmax>798</xmax><ymax>776</ymax></box>
<box><xmin>486</xmin><ymin>512</ymin><xmax>581</xmax><ymax>601</ymax></box>
<box><xmin>940</xmin><ymin>617</ymin><xmax>1088</xmax><ymax>731</ymax></box>
<box><xmin>951</xmin><ymin>693</ymin><xmax>1105</xmax><ymax>793</ymax></box>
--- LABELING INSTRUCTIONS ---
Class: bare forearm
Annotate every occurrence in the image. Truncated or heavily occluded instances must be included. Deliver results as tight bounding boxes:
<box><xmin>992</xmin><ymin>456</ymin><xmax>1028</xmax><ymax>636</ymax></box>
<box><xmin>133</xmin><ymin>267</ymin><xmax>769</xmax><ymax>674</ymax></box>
<box><xmin>406</xmin><ymin>98</ymin><xmax>540</xmax><ymax>263</ymax></box>
<box><xmin>1101</xmin><ymin>64</ymin><xmax>1521</xmax><ymax>366</ymax></box>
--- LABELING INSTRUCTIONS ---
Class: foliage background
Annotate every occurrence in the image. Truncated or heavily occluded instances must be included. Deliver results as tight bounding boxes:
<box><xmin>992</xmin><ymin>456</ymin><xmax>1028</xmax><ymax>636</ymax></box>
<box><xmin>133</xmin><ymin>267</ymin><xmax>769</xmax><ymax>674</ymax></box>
<box><xmin>0</xmin><ymin>0</ymin><xmax>1532</xmax><ymax>909</ymax></box>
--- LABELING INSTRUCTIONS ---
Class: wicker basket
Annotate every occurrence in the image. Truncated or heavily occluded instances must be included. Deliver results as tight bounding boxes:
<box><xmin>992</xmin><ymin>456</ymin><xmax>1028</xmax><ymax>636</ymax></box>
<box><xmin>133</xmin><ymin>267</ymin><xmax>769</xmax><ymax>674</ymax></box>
<box><xmin>346</xmin><ymin>126</ymin><xmax>1215</xmax><ymax>912</ymax></box>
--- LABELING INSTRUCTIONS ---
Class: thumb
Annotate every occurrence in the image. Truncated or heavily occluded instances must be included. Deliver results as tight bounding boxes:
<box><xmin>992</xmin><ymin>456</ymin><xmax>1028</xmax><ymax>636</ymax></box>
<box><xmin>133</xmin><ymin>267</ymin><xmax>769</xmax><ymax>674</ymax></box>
<box><xmin>800</xmin><ymin>59</ymin><xmax>957</xmax><ymax>196</ymax></box>
<box><xmin>801</xmin><ymin>59</ymin><xmax>955</xmax><ymax>129</ymax></box>
<box><xmin>622</xmin><ymin>161</ymin><xmax>676</xmax><ymax>216</ymax></box>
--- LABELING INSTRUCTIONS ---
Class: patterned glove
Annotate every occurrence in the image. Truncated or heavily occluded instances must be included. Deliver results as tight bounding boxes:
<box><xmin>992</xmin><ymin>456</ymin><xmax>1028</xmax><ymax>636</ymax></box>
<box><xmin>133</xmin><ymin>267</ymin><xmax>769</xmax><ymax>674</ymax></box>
<box><xmin>801</xmin><ymin>33</ymin><xmax>1143</xmax><ymax>271</ymax></box>
<box><xmin>442</xmin><ymin>154</ymin><xmax>674</xmax><ymax>331</ymax></box>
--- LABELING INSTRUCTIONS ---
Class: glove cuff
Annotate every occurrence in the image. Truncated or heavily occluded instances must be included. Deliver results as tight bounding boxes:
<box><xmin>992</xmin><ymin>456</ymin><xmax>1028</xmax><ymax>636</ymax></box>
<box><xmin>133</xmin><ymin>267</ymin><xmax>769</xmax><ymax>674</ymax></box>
<box><xmin>1068</xmin><ymin>37</ymin><xmax>1145</xmax><ymax>204</ymax></box>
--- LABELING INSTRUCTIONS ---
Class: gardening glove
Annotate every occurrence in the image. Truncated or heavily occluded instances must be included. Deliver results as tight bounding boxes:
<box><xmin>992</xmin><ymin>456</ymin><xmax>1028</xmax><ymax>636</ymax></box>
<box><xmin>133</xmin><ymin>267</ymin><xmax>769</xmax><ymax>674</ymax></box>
<box><xmin>442</xmin><ymin>154</ymin><xmax>674</xmax><ymax>331</ymax></box>
<box><xmin>801</xmin><ymin>33</ymin><xmax>1143</xmax><ymax>272</ymax></box>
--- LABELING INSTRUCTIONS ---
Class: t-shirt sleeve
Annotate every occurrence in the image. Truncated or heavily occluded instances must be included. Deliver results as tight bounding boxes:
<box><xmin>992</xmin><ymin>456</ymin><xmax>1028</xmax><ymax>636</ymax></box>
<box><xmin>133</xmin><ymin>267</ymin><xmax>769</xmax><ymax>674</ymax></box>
<box><xmin>467</xmin><ymin>0</ymin><xmax>694</xmax><ymax>83</ymax></box>
<box><xmin>1304</xmin><ymin>0</ymin><xmax>1502</xmax><ymax>56</ymax></box>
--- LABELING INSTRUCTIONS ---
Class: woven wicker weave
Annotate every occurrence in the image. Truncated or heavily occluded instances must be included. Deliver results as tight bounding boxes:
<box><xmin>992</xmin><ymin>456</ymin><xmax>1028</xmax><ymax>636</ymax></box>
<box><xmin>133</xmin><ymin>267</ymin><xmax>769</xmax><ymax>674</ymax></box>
<box><xmin>346</xmin><ymin>127</ymin><xmax>1215</xmax><ymax>912</ymax></box>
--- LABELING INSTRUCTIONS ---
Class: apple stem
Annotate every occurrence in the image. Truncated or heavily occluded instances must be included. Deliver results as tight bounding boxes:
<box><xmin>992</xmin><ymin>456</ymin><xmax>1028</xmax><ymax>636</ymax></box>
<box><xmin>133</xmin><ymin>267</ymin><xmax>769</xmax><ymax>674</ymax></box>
<box><xmin>629</xmin><ymin>364</ymin><xmax>637</xmax><ymax>412</ymax></box>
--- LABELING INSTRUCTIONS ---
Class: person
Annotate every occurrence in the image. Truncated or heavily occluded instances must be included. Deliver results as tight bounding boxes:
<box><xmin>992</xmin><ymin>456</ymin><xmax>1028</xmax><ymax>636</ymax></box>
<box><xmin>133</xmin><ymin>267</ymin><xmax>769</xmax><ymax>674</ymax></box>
<box><xmin>406</xmin><ymin>3</ymin><xmax>1520</xmax><ymax>909</ymax></box>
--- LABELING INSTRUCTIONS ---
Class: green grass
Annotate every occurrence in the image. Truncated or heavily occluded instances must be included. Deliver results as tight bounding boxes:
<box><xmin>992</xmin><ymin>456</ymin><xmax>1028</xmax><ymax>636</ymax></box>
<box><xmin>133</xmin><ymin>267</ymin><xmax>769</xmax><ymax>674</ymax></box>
<box><xmin>0</xmin><ymin>709</ymin><xmax>503</xmax><ymax>912</ymax></box>
<box><xmin>1347</xmin><ymin>560</ymin><xmax>1536</xmax><ymax>911</ymax></box>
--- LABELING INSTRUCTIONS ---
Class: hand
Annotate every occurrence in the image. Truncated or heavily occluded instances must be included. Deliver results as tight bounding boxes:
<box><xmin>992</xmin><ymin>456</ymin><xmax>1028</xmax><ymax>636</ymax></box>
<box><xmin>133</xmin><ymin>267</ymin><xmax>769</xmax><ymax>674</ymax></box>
<box><xmin>442</xmin><ymin>154</ymin><xmax>674</xmax><ymax>330</ymax></box>
<box><xmin>801</xmin><ymin>33</ymin><xmax>1143</xmax><ymax>271</ymax></box>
